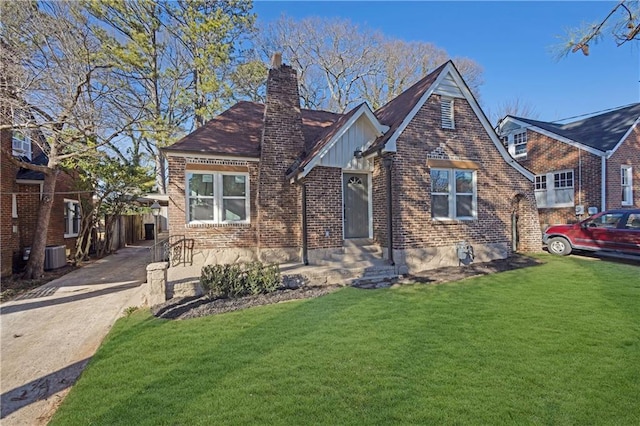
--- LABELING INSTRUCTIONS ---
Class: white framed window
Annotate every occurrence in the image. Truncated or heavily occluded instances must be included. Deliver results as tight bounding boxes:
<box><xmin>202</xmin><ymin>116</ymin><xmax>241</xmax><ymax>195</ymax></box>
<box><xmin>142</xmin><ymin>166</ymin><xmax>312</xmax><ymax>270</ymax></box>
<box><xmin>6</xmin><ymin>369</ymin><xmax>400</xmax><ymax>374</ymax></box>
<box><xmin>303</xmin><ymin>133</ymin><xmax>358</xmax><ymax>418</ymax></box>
<box><xmin>12</xmin><ymin>194</ymin><xmax>18</xmax><ymax>218</ymax></box>
<box><xmin>441</xmin><ymin>97</ymin><xmax>455</xmax><ymax>129</ymax></box>
<box><xmin>64</xmin><ymin>199</ymin><xmax>81</xmax><ymax>238</ymax></box>
<box><xmin>513</xmin><ymin>131</ymin><xmax>527</xmax><ymax>157</ymax></box>
<box><xmin>502</xmin><ymin>130</ymin><xmax>528</xmax><ymax>158</ymax></box>
<box><xmin>186</xmin><ymin>171</ymin><xmax>250</xmax><ymax>224</ymax></box>
<box><xmin>534</xmin><ymin>170</ymin><xmax>574</xmax><ymax>208</ymax></box>
<box><xmin>621</xmin><ymin>165</ymin><xmax>633</xmax><ymax>206</ymax></box>
<box><xmin>12</xmin><ymin>131</ymin><xmax>32</xmax><ymax>160</ymax></box>
<box><xmin>431</xmin><ymin>168</ymin><xmax>476</xmax><ymax>220</ymax></box>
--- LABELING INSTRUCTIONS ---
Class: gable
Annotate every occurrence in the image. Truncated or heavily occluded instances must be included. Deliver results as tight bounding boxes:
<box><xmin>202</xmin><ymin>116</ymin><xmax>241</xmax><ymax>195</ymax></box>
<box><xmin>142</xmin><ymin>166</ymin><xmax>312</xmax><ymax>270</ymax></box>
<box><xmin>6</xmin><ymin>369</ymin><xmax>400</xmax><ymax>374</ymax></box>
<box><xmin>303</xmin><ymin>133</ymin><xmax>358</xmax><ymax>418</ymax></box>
<box><xmin>317</xmin><ymin>114</ymin><xmax>380</xmax><ymax>170</ymax></box>
<box><xmin>503</xmin><ymin>103</ymin><xmax>640</xmax><ymax>156</ymax></box>
<box><xmin>295</xmin><ymin>103</ymin><xmax>388</xmax><ymax>179</ymax></box>
<box><xmin>433</xmin><ymin>73</ymin><xmax>464</xmax><ymax>98</ymax></box>
<box><xmin>379</xmin><ymin>63</ymin><xmax>534</xmax><ymax>181</ymax></box>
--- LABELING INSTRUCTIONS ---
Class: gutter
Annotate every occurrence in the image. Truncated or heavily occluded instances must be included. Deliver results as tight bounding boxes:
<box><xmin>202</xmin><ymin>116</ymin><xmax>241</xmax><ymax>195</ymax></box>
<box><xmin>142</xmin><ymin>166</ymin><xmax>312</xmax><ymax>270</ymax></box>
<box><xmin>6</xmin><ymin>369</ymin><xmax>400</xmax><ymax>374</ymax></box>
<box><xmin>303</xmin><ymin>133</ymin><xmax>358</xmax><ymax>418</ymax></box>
<box><xmin>601</xmin><ymin>155</ymin><xmax>607</xmax><ymax>212</ymax></box>
<box><xmin>300</xmin><ymin>181</ymin><xmax>309</xmax><ymax>265</ymax></box>
<box><xmin>382</xmin><ymin>153</ymin><xmax>395</xmax><ymax>266</ymax></box>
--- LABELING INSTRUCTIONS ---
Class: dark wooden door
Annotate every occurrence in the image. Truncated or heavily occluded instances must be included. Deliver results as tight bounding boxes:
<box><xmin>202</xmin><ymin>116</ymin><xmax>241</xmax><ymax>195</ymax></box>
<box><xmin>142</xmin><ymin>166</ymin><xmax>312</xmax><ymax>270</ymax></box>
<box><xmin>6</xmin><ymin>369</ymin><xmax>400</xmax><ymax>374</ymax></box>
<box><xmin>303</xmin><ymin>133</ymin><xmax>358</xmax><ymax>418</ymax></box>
<box><xmin>344</xmin><ymin>173</ymin><xmax>369</xmax><ymax>238</ymax></box>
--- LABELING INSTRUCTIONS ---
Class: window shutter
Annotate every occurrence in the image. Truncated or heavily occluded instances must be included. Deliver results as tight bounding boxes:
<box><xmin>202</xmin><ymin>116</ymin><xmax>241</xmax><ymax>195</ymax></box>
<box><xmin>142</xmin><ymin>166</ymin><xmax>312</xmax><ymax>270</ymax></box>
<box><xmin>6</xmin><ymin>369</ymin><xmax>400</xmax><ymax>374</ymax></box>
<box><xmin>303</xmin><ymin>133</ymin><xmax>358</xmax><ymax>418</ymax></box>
<box><xmin>441</xmin><ymin>97</ymin><xmax>454</xmax><ymax>129</ymax></box>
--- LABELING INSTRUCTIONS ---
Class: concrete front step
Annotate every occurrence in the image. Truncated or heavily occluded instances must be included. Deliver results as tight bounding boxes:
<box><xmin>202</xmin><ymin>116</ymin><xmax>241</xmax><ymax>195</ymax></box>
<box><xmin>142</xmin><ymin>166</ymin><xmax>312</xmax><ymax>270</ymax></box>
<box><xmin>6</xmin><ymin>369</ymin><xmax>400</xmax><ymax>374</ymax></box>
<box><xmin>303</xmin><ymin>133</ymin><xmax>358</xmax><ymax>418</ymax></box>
<box><xmin>281</xmin><ymin>262</ymin><xmax>397</xmax><ymax>286</ymax></box>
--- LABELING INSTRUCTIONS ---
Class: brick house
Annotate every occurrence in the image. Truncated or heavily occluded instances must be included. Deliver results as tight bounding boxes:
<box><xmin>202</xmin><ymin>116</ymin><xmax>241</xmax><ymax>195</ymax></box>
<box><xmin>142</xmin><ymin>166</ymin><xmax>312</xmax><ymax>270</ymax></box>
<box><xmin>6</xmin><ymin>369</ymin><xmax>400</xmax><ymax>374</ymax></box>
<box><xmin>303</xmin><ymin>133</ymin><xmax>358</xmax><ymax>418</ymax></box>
<box><xmin>498</xmin><ymin>103</ymin><xmax>640</xmax><ymax>229</ymax></box>
<box><xmin>163</xmin><ymin>57</ymin><xmax>541</xmax><ymax>274</ymax></box>
<box><xmin>1</xmin><ymin>124</ymin><xmax>82</xmax><ymax>278</ymax></box>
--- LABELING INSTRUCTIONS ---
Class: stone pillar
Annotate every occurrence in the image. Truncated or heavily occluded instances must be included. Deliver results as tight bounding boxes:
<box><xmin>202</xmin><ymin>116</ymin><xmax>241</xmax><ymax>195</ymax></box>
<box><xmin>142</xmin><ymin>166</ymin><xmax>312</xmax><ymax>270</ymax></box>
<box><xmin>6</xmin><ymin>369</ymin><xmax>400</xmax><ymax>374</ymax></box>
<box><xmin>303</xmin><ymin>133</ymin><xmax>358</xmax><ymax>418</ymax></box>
<box><xmin>145</xmin><ymin>262</ymin><xmax>168</xmax><ymax>306</ymax></box>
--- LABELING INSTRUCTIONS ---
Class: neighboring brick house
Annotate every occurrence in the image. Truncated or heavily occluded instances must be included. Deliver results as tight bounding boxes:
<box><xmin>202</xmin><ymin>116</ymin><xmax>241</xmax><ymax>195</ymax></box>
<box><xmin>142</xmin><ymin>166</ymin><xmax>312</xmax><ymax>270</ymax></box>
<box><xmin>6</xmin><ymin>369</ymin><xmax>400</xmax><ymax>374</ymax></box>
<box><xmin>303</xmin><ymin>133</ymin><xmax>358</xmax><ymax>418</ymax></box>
<box><xmin>1</xmin><ymin>124</ymin><xmax>82</xmax><ymax>278</ymax></box>
<box><xmin>498</xmin><ymin>103</ymin><xmax>640</xmax><ymax>229</ymax></box>
<box><xmin>164</xmin><ymin>57</ymin><xmax>541</xmax><ymax>274</ymax></box>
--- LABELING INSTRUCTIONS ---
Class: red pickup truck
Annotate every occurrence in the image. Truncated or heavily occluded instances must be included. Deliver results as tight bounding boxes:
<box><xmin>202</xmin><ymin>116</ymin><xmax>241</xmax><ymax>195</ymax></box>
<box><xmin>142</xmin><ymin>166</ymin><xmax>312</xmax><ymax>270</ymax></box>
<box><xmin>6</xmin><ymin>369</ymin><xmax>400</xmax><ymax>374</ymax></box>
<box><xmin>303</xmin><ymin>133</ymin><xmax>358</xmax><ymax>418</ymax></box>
<box><xmin>543</xmin><ymin>209</ymin><xmax>640</xmax><ymax>256</ymax></box>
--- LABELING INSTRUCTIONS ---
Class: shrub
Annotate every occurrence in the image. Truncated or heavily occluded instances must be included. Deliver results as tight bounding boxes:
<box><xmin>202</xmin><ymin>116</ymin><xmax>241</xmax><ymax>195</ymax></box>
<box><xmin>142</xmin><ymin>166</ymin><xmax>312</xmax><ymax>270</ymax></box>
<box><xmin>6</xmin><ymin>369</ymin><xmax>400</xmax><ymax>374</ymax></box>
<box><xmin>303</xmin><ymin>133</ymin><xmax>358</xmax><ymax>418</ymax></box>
<box><xmin>200</xmin><ymin>262</ymin><xmax>281</xmax><ymax>299</ymax></box>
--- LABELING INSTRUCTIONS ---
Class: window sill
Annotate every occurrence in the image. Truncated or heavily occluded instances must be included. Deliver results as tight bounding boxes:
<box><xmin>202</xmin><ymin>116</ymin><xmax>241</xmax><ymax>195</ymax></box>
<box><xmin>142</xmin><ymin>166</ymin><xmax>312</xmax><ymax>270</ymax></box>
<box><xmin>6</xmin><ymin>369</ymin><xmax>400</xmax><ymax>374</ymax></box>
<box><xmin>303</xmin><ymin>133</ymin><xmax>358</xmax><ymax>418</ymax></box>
<box><xmin>431</xmin><ymin>218</ymin><xmax>477</xmax><ymax>224</ymax></box>
<box><xmin>187</xmin><ymin>222</ymin><xmax>251</xmax><ymax>228</ymax></box>
<box><xmin>64</xmin><ymin>233</ymin><xmax>79</xmax><ymax>238</ymax></box>
<box><xmin>537</xmin><ymin>204</ymin><xmax>575</xmax><ymax>209</ymax></box>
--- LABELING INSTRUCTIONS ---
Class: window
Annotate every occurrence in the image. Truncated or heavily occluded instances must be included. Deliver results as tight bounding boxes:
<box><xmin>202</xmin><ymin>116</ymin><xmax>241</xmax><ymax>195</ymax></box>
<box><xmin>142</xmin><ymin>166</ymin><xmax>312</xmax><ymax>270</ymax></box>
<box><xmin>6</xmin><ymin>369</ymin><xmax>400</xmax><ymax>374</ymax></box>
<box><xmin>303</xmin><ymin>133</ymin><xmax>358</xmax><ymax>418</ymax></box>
<box><xmin>441</xmin><ymin>97</ymin><xmax>455</xmax><ymax>129</ymax></box>
<box><xmin>501</xmin><ymin>130</ymin><xmax>527</xmax><ymax>158</ymax></box>
<box><xmin>187</xmin><ymin>172</ymin><xmax>249</xmax><ymax>224</ymax></box>
<box><xmin>626</xmin><ymin>213</ymin><xmax>640</xmax><ymax>229</ymax></box>
<box><xmin>431</xmin><ymin>168</ymin><xmax>476</xmax><ymax>220</ymax></box>
<box><xmin>64</xmin><ymin>200</ymin><xmax>81</xmax><ymax>238</ymax></box>
<box><xmin>12</xmin><ymin>194</ymin><xmax>17</xmax><ymax>218</ymax></box>
<box><xmin>513</xmin><ymin>131</ymin><xmax>527</xmax><ymax>157</ymax></box>
<box><xmin>585</xmin><ymin>212</ymin><xmax>625</xmax><ymax>229</ymax></box>
<box><xmin>621</xmin><ymin>166</ymin><xmax>633</xmax><ymax>206</ymax></box>
<box><xmin>12</xmin><ymin>131</ymin><xmax>32</xmax><ymax>160</ymax></box>
<box><xmin>534</xmin><ymin>170</ymin><xmax>574</xmax><ymax>208</ymax></box>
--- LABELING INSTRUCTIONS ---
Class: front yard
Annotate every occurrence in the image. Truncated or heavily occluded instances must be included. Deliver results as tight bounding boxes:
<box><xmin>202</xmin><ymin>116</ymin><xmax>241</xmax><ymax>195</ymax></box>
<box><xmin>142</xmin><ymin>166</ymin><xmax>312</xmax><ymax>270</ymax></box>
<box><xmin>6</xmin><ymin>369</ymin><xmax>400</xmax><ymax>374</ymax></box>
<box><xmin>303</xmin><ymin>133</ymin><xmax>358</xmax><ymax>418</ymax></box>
<box><xmin>51</xmin><ymin>255</ymin><xmax>640</xmax><ymax>425</ymax></box>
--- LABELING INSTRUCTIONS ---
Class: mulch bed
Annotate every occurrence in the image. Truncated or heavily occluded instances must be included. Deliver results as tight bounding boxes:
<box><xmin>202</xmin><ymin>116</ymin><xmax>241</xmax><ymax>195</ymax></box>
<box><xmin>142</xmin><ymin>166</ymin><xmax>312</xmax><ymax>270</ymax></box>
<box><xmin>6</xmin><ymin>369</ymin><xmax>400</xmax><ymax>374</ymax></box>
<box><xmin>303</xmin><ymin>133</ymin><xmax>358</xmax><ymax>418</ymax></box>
<box><xmin>152</xmin><ymin>254</ymin><xmax>544</xmax><ymax>320</ymax></box>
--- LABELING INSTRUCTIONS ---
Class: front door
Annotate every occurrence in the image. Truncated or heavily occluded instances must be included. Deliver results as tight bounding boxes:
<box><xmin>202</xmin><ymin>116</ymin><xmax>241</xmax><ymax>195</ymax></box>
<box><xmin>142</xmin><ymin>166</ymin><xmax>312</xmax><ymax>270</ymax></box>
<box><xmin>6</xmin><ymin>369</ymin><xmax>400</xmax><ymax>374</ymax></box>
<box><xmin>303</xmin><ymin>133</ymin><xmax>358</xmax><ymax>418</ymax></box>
<box><xmin>343</xmin><ymin>173</ymin><xmax>369</xmax><ymax>238</ymax></box>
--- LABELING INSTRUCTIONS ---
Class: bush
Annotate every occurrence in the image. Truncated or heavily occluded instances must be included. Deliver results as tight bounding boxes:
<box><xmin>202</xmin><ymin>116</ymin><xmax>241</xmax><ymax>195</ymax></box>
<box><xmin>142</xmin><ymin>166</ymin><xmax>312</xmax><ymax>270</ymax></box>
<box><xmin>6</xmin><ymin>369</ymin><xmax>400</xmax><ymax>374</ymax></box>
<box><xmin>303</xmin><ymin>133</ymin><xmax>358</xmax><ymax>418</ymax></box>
<box><xmin>200</xmin><ymin>262</ymin><xmax>281</xmax><ymax>299</ymax></box>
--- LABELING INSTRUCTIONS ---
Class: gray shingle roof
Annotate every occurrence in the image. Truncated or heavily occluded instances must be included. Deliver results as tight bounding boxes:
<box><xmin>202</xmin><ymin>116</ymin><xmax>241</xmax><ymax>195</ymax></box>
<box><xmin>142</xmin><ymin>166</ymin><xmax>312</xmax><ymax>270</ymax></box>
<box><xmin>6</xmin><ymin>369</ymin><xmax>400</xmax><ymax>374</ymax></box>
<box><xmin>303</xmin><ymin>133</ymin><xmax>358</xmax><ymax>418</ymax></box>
<box><xmin>511</xmin><ymin>103</ymin><xmax>640</xmax><ymax>153</ymax></box>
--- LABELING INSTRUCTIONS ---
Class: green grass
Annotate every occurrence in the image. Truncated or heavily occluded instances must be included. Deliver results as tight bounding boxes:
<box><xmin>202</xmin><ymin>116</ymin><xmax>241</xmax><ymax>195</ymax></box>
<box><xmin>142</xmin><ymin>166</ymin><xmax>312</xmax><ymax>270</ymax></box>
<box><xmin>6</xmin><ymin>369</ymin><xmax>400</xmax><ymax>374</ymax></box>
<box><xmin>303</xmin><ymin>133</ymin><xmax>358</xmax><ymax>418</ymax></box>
<box><xmin>51</xmin><ymin>255</ymin><xmax>640</xmax><ymax>425</ymax></box>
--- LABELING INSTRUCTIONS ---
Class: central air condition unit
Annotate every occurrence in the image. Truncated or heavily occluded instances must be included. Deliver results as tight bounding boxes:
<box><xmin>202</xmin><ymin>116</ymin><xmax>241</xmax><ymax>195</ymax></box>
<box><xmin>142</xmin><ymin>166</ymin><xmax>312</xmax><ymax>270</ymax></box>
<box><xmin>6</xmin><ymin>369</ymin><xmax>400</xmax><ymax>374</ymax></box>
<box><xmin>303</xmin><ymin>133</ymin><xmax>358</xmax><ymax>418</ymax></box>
<box><xmin>44</xmin><ymin>245</ymin><xmax>67</xmax><ymax>270</ymax></box>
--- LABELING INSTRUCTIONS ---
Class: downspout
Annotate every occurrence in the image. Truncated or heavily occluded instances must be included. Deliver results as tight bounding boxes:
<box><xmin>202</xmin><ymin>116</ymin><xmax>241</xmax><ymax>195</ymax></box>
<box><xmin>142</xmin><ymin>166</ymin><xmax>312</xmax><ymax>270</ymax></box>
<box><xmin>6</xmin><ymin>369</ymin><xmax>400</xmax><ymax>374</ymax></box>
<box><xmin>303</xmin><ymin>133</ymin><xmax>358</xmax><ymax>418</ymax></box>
<box><xmin>601</xmin><ymin>154</ymin><xmax>607</xmax><ymax>212</ymax></box>
<box><xmin>382</xmin><ymin>155</ymin><xmax>395</xmax><ymax>266</ymax></box>
<box><xmin>301</xmin><ymin>181</ymin><xmax>309</xmax><ymax>265</ymax></box>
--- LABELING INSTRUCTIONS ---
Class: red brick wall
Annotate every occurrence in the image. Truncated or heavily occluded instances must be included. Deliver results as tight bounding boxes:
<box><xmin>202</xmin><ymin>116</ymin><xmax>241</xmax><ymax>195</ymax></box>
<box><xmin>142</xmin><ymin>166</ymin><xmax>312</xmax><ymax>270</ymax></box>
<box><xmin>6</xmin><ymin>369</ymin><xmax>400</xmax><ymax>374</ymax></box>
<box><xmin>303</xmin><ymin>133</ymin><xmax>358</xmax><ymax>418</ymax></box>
<box><xmin>518</xmin><ymin>130</ymin><xmax>602</xmax><ymax>227</ymax></box>
<box><xmin>372</xmin><ymin>156</ymin><xmax>387</xmax><ymax>246</ymax></box>
<box><xmin>391</xmin><ymin>95</ymin><xmax>540</xmax><ymax>252</ymax></box>
<box><xmin>1</xmin><ymin>122</ymin><xmax>17</xmax><ymax>277</ymax></box>
<box><xmin>1</xmin><ymin>145</ymin><xmax>79</xmax><ymax>277</ymax></box>
<box><xmin>257</xmin><ymin>64</ymin><xmax>305</xmax><ymax>251</ymax></box>
<box><xmin>303</xmin><ymin>166</ymin><xmax>343</xmax><ymax>249</ymax></box>
<box><xmin>606</xmin><ymin>125</ymin><xmax>640</xmax><ymax>208</ymax></box>
<box><xmin>167</xmin><ymin>156</ymin><xmax>259</xmax><ymax>250</ymax></box>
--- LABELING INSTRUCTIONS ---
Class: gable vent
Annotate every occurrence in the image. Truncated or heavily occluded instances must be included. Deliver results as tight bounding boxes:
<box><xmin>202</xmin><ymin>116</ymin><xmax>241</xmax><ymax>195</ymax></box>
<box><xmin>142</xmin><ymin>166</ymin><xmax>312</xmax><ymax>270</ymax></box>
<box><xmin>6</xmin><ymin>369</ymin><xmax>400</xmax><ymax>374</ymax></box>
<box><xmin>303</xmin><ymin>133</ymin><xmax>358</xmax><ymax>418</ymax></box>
<box><xmin>441</xmin><ymin>97</ymin><xmax>455</xmax><ymax>129</ymax></box>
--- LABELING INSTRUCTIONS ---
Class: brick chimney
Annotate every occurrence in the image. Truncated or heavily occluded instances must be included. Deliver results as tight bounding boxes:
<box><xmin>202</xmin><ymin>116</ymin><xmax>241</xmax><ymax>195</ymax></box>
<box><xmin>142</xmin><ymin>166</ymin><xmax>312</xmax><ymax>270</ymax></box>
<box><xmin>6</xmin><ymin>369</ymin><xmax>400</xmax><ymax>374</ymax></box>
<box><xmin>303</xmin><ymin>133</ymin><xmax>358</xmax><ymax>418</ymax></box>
<box><xmin>256</xmin><ymin>54</ymin><xmax>305</xmax><ymax>261</ymax></box>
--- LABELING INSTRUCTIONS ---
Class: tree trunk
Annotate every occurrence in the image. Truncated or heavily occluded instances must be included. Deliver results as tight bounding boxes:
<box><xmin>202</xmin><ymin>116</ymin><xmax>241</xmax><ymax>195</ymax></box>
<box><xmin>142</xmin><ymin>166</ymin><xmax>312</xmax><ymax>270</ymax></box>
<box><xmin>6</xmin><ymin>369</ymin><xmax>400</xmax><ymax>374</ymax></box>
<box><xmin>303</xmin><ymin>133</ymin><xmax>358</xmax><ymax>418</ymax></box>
<box><xmin>23</xmin><ymin>169</ymin><xmax>59</xmax><ymax>279</ymax></box>
<box><xmin>155</xmin><ymin>150</ymin><xmax>167</xmax><ymax>194</ymax></box>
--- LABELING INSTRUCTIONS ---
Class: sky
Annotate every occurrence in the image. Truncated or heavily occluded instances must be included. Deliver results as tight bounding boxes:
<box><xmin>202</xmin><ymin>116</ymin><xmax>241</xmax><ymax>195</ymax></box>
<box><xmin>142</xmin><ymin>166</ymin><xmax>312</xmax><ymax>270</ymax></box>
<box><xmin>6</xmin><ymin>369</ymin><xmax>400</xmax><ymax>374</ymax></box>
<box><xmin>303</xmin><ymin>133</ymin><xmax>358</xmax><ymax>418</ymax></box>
<box><xmin>253</xmin><ymin>1</ymin><xmax>639</xmax><ymax>122</ymax></box>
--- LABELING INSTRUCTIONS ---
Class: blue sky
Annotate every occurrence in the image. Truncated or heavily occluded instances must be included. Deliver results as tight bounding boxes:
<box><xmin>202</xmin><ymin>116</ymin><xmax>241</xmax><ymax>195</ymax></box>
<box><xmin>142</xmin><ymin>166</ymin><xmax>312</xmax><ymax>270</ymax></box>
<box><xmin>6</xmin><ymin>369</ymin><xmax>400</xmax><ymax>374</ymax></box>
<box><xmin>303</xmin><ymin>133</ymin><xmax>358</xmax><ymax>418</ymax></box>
<box><xmin>253</xmin><ymin>1</ymin><xmax>639</xmax><ymax>122</ymax></box>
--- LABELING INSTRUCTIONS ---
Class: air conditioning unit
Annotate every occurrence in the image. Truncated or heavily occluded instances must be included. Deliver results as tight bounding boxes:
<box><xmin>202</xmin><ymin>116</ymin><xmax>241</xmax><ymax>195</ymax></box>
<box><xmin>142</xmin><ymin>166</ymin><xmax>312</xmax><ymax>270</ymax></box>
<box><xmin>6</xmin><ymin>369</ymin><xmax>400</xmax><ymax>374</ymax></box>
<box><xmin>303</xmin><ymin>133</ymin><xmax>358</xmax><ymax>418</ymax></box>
<box><xmin>44</xmin><ymin>245</ymin><xmax>67</xmax><ymax>270</ymax></box>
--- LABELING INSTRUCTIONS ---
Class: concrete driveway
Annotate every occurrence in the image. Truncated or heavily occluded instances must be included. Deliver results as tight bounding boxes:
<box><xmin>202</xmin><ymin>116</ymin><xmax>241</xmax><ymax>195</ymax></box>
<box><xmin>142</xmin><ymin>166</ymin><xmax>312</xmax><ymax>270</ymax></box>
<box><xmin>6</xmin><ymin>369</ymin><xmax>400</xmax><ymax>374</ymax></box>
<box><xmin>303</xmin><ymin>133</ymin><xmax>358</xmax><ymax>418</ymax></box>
<box><xmin>0</xmin><ymin>243</ymin><xmax>152</xmax><ymax>425</ymax></box>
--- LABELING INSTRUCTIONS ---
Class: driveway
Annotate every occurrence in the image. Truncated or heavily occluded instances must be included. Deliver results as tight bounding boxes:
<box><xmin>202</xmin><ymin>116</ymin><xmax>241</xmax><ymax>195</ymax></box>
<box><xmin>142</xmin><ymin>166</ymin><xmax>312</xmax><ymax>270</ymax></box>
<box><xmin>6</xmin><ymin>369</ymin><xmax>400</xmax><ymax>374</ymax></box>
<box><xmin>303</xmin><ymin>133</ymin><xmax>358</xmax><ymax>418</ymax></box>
<box><xmin>0</xmin><ymin>243</ymin><xmax>152</xmax><ymax>425</ymax></box>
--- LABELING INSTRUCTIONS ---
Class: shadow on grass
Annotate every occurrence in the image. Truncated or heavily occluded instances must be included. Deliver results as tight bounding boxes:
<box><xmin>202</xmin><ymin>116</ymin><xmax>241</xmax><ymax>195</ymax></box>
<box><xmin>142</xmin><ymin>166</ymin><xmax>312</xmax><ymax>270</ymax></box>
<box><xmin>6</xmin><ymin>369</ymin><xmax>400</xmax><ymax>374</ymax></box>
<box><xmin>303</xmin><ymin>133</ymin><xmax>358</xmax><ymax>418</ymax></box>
<box><xmin>402</xmin><ymin>254</ymin><xmax>544</xmax><ymax>285</ymax></box>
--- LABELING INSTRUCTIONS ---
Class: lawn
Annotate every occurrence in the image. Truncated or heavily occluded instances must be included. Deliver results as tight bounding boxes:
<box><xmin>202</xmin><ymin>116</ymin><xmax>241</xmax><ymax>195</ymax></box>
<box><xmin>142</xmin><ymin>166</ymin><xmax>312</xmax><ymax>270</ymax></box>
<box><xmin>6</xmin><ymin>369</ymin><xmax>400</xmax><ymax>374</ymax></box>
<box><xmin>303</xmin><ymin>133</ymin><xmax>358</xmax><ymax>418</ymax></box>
<box><xmin>51</xmin><ymin>255</ymin><xmax>640</xmax><ymax>425</ymax></box>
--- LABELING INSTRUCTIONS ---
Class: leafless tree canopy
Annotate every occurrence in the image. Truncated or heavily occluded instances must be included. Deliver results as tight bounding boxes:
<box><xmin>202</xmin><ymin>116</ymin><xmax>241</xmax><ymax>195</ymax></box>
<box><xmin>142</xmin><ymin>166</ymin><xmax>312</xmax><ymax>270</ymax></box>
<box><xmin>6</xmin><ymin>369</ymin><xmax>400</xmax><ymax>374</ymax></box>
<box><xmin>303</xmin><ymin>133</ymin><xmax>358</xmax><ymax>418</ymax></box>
<box><xmin>256</xmin><ymin>15</ymin><xmax>484</xmax><ymax>113</ymax></box>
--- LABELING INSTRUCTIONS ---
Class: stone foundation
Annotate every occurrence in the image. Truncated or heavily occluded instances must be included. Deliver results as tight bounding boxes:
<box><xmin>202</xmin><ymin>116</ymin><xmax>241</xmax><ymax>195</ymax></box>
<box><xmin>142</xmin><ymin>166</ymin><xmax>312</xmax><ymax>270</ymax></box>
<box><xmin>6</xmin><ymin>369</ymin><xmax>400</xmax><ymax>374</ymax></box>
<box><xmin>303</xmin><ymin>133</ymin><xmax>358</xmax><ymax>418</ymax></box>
<box><xmin>258</xmin><ymin>247</ymin><xmax>301</xmax><ymax>264</ymax></box>
<box><xmin>392</xmin><ymin>242</ymin><xmax>510</xmax><ymax>274</ymax></box>
<box><xmin>307</xmin><ymin>247</ymin><xmax>343</xmax><ymax>264</ymax></box>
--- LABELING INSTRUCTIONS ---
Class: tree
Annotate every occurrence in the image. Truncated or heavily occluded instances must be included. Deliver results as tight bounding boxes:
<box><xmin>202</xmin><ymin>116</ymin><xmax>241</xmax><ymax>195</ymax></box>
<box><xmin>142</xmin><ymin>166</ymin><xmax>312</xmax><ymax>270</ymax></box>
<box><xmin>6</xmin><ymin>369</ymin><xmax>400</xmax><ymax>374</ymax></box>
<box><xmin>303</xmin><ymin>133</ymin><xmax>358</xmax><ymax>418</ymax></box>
<box><xmin>256</xmin><ymin>15</ymin><xmax>484</xmax><ymax>113</ymax></box>
<box><xmin>70</xmin><ymin>154</ymin><xmax>154</xmax><ymax>260</ymax></box>
<box><xmin>85</xmin><ymin>0</ymin><xmax>255</xmax><ymax>193</ymax></box>
<box><xmin>489</xmin><ymin>97</ymin><xmax>540</xmax><ymax>127</ymax></box>
<box><xmin>0</xmin><ymin>1</ymin><xmax>136</xmax><ymax>279</ymax></box>
<box><xmin>560</xmin><ymin>0</ymin><xmax>639</xmax><ymax>56</ymax></box>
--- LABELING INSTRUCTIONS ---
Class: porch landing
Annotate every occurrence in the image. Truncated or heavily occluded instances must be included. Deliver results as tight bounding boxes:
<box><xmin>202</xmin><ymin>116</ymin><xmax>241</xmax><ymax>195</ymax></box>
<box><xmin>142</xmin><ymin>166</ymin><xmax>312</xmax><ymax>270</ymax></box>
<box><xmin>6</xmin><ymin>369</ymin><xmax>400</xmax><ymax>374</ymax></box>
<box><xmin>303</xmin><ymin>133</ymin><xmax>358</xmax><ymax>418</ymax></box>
<box><xmin>165</xmin><ymin>240</ymin><xmax>398</xmax><ymax>296</ymax></box>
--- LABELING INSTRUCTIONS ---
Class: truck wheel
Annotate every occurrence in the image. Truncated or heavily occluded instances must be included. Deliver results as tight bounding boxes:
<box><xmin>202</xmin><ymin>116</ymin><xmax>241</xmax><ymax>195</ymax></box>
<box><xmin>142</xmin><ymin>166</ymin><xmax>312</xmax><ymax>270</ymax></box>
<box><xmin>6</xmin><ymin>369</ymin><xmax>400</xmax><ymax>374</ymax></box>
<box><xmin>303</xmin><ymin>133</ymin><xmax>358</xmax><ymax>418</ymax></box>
<box><xmin>548</xmin><ymin>237</ymin><xmax>572</xmax><ymax>256</ymax></box>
